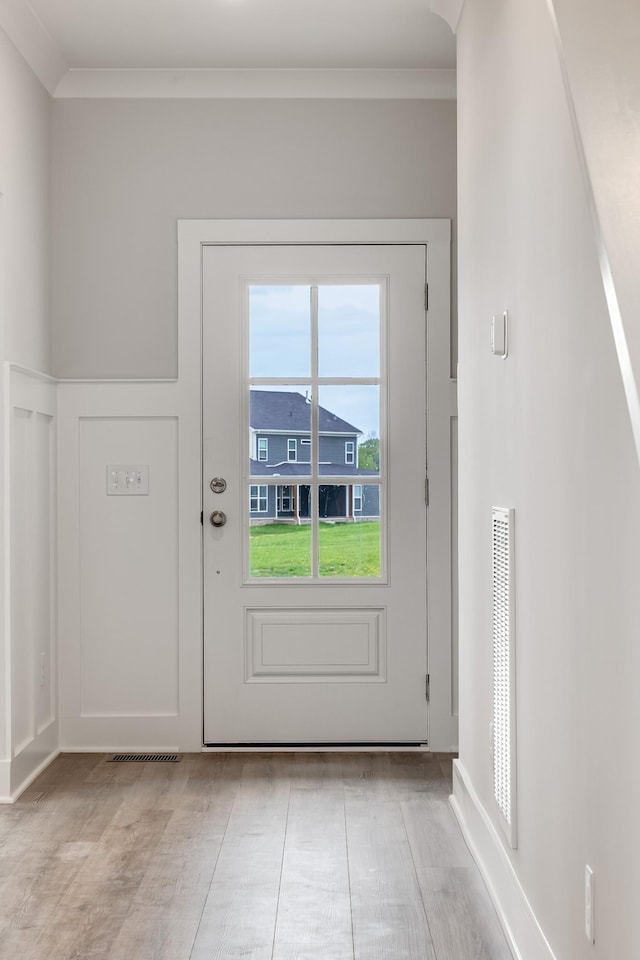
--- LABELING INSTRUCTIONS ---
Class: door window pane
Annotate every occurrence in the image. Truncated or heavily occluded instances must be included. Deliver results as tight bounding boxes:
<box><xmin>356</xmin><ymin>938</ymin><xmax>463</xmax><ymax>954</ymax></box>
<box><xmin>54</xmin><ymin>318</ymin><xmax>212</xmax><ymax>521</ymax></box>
<box><xmin>318</xmin><ymin>485</ymin><xmax>381</xmax><ymax>577</ymax></box>
<box><xmin>246</xmin><ymin>278</ymin><xmax>384</xmax><ymax>582</ymax></box>
<box><xmin>250</xmin><ymin>387</ymin><xmax>311</xmax><ymax>480</ymax></box>
<box><xmin>249</xmin><ymin>285</ymin><xmax>311</xmax><ymax>377</ymax></box>
<box><xmin>249</xmin><ymin>486</ymin><xmax>312</xmax><ymax>578</ymax></box>
<box><xmin>317</xmin><ymin>385</ymin><xmax>380</xmax><ymax>477</ymax></box>
<box><xmin>318</xmin><ymin>284</ymin><xmax>380</xmax><ymax>378</ymax></box>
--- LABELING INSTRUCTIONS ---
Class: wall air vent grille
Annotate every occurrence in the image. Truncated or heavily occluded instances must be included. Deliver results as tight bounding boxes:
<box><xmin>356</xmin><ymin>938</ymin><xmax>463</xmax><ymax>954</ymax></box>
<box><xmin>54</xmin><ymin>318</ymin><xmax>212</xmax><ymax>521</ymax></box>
<box><xmin>109</xmin><ymin>754</ymin><xmax>180</xmax><ymax>763</ymax></box>
<box><xmin>492</xmin><ymin>506</ymin><xmax>517</xmax><ymax>848</ymax></box>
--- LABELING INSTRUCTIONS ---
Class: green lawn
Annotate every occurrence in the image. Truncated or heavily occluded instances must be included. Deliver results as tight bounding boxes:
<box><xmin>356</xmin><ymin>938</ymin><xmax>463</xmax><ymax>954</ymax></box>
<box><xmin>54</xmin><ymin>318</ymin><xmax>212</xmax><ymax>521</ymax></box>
<box><xmin>250</xmin><ymin>521</ymin><xmax>380</xmax><ymax>578</ymax></box>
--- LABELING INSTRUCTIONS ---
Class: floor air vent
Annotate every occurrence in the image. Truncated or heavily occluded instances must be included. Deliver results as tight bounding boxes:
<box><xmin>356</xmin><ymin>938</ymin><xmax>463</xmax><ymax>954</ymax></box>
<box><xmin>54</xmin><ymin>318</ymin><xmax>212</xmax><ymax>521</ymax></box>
<box><xmin>492</xmin><ymin>506</ymin><xmax>517</xmax><ymax>848</ymax></box>
<box><xmin>109</xmin><ymin>754</ymin><xmax>181</xmax><ymax>763</ymax></box>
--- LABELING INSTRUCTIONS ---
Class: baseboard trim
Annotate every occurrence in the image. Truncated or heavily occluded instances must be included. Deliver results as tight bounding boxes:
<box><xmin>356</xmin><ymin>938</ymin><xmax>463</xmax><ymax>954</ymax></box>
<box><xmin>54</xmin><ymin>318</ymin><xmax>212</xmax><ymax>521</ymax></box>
<box><xmin>450</xmin><ymin>759</ymin><xmax>558</xmax><ymax>960</ymax></box>
<box><xmin>60</xmin><ymin>744</ymin><xmax>181</xmax><ymax>754</ymax></box>
<box><xmin>0</xmin><ymin>744</ymin><xmax>60</xmax><ymax>803</ymax></box>
<box><xmin>202</xmin><ymin>744</ymin><xmax>432</xmax><ymax>753</ymax></box>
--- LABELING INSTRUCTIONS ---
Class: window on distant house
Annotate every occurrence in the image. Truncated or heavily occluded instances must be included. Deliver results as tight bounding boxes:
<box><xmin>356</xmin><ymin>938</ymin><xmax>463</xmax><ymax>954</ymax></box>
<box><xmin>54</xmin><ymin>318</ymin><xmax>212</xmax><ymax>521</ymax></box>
<box><xmin>345</xmin><ymin>441</ymin><xmax>355</xmax><ymax>465</ymax></box>
<box><xmin>250</xmin><ymin>484</ymin><xmax>268</xmax><ymax>512</ymax></box>
<box><xmin>288</xmin><ymin>439</ymin><xmax>297</xmax><ymax>462</ymax></box>
<box><xmin>300</xmin><ymin>438</ymin><xmax>311</xmax><ymax>461</ymax></box>
<box><xmin>258</xmin><ymin>438</ymin><xmax>268</xmax><ymax>461</ymax></box>
<box><xmin>277</xmin><ymin>485</ymin><xmax>292</xmax><ymax>512</ymax></box>
<box><xmin>354</xmin><ymin>484</ymin><xmax>363</xmax><ymax>512</ymax></box>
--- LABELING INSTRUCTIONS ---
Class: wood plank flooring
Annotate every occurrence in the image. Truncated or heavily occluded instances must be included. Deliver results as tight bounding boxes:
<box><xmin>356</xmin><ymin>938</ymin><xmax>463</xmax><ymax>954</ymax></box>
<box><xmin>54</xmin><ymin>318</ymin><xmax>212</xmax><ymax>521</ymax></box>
<box><xmin>0</xmin><ymin>753</ymin><xmax>513</xmax><ymax>960</ymax></box>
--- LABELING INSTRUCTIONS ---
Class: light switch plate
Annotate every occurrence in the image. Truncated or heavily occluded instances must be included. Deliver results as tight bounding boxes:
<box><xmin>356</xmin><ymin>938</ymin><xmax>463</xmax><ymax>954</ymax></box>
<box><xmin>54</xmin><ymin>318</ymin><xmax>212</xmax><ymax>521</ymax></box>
<box><xmin>492</xmin><ymin>311</ymin><xmax>508</xmax><ymax>358</ymax></box>
<box><xmin>585</xmin><ymin>864</ymin><xmax>595</xmax><ymax>943</ymax></box>
<box><xmin>107</xmin><ymin>464</ymin><xmax>150</xmax><ymax>495</ymax></box>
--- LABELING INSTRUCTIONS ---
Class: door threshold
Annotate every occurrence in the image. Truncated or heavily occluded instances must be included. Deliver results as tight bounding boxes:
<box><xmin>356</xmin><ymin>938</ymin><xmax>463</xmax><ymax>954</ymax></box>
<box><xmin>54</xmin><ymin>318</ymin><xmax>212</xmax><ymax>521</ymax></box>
<box><xmin>202</xmin><ymin>741</ymin><xmax>429</xmax><ymax>752</ymax></box>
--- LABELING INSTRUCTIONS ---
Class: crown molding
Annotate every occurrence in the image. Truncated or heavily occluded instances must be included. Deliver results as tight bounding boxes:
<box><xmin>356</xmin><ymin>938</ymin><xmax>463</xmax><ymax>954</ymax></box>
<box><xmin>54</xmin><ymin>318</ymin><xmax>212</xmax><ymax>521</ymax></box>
<box><xmin>0</xmin><ymin>0</ymin><xmax>457</xmax><ymax>101</ymax></box>
<box><xmin>430</xmin><ymin>0</ymin><xmax>466</xmax><ymax>33</ymax></box>
<box><xmin>0</xmin><ymin>0</ymin><xmax>67</xmax><ymax>93</ymax></box>
<box><xmin>53</xmin><ymin>67</ymin><xmax>456</xmax><ymax>100</ymax></box>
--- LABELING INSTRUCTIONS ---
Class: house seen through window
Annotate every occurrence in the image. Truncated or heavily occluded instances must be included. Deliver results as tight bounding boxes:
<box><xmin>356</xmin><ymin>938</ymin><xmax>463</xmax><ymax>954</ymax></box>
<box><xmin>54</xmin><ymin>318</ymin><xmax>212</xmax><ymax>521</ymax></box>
<box><xmin>247</xmin><ymin>282</ymin><xmax>383</xmax><ymax>579</ymax></box>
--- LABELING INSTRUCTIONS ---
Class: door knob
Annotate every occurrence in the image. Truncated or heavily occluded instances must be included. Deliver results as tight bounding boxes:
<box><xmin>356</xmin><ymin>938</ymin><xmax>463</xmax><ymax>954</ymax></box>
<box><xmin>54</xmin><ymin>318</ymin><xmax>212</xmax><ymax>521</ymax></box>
<box><xmin>210</xmin><ymin>477</ymin><xmax>227</xmax><ymax>494</ymax></box>
<box><xmin>209</xmin><ymin>510</ymin><xmax>227</xmax><ymax>527</ymax></box>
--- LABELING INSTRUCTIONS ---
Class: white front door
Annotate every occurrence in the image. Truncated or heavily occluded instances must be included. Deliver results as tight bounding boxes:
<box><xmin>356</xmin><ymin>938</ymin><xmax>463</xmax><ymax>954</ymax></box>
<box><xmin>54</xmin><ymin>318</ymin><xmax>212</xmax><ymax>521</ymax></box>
<box><xmin>203</xmin><ymin>243</ymin><xmax>430</xmax><ymax>744</ymax></box>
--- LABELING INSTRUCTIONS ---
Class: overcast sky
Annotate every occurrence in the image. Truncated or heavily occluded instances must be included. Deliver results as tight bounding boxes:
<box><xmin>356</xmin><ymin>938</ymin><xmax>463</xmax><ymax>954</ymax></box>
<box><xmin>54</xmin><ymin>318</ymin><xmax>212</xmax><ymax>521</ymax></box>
<box><xmin>249</xmin><ymin>284</ymin><xmax>381</xmax><ymax>437</ymax></box>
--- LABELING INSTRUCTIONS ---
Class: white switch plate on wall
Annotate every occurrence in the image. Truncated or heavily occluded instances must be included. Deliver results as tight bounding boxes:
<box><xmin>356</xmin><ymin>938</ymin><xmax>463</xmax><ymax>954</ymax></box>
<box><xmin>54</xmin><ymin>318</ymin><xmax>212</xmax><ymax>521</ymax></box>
<box><xmin>585</xmin><ymin>864</ymin><xmax>595</xmax><ymax>943</ymax></box>
<box><xmin>107</xmin><ymin>464</ymin><xmax>150</xmax><ymax>495</ymax></box>
<box><xmin>491</xmin><ymin>311</ymin><xmax>508</xmax><ymax>358</ymax></box>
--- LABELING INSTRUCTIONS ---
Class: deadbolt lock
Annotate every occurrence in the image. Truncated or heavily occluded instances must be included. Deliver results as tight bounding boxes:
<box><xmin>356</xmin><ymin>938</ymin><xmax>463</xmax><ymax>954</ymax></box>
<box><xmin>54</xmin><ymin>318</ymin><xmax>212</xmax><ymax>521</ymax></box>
<box><xmin>210</xmin><ymin>477</ymin><xmax>227</xmax><ymax>494</ymax></box>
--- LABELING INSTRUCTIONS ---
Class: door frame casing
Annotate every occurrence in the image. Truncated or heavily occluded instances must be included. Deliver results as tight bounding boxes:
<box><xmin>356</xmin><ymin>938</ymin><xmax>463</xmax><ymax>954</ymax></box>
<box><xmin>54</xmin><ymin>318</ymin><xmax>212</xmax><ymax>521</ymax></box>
<box><xmin>177</xmin><ymin>219</ymin><xmax>456</xmax><ymax>751</ymax></box>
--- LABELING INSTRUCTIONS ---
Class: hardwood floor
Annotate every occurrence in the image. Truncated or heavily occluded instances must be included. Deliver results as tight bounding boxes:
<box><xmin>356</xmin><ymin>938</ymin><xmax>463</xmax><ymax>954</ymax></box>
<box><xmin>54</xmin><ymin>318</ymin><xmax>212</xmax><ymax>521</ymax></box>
<box><xmin>0</xmin><ymin>753</ymin><xmax>512</xmax><ymax>959</ymax></box>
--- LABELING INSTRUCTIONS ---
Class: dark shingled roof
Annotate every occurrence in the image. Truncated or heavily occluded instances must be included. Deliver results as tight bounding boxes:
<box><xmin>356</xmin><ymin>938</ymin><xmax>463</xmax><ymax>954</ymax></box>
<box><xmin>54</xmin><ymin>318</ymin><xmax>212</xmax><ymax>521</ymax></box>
<box><xmin>250</xmin><ymin>390</ymin><xmax>361</xmax><ymax>435</ymax></box>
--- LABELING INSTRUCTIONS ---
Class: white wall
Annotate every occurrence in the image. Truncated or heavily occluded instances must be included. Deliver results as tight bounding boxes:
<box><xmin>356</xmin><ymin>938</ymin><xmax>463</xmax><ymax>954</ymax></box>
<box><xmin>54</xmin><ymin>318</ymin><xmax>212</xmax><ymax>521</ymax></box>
<box><xmin>51</xmin><ymin>98</ymin><xmax>457</xmax><ymax>378</ymax></box>
<box><xmin>57</xmin><ymin>379</ymin><xmax>202</xmax><ymax>753</ymax></box>
<box><xmin>0</xmin><ymin>28</ymin><xmax>51</xmax><ymax>372</ymax></box>
<box><xmin>454</xmin><ymin>0</ymin><xmax>640</xmax><ymax>958</ymax></box>
<box><xmin>549</xmin><ymin>0</ymin><xmax>640</xmax><ymax>463</ymax></box>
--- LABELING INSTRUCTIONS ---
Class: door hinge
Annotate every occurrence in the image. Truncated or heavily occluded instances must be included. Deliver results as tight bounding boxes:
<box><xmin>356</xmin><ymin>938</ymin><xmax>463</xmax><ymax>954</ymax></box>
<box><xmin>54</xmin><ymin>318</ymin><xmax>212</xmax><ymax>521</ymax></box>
<box><xmin>425</xmin><ymin>477</ymin><xmax>430</xmax><ymax>507</ymax></box>
<box><xmin>426</xmin><ymin>674</ymin><xmax>430</xmax><ymax>702</ymax></box>
<box><xmin>424</xmin><ymin>283</ymin><xmax>429</xmax><ymax>311</ymax></box>
<box><xmin>200</xmin><ymin>510</ymin><xmax>203</xmax><ymax>525</ymax></box>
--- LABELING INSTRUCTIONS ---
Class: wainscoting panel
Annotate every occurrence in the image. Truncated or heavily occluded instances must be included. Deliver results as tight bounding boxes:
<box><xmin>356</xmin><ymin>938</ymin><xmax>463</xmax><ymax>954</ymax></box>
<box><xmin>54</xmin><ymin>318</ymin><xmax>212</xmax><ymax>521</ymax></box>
<box><xmin>57</xmin><ymin>380</ymin><xmax>202</xmax><ymax>752</ymax></box>
<box><xmin>451</xmin><ymin>414</ymin><xmax>459</xmax><ymax>722</ymax></box>
<box><xmin>78</xmin><ymin>416</ymin><xmax>179</xmax><ymax>717</ymax></box>
<box><xmin>10</xmin><ymin>406</ymin><xmax>33</xmax><ymax>754</ymax></box>
<box><xmin>34</xmin><ymin>412</ymin><xmax>56</xmax><ymax>734</ymax></box>
<box><xmin>1</xmin><ymin>366</ymin><xmax>58</xmax><ymax>802</ymax></box>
